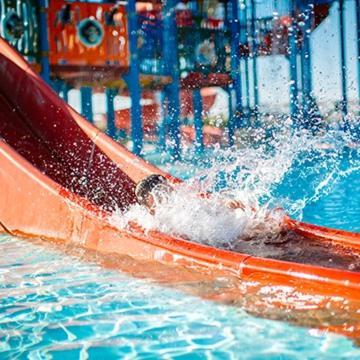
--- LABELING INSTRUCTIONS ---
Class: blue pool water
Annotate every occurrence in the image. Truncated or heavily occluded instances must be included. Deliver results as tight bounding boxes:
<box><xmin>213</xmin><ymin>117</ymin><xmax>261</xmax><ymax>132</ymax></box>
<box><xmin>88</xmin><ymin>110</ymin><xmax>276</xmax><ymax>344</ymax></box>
<box><xmin>302</xmin><ymin>169</ymin><xmax>360</xmax><ymax>232</ymax></box>
<box><xmin>1</xmin><ymin>142</ymin><xmax>360</xmax><ymax>358</ymax></box>
<box><xmin>1</xmin><ymin>235</ymin><xmax>360</xmax><ymax>359</ymax></box>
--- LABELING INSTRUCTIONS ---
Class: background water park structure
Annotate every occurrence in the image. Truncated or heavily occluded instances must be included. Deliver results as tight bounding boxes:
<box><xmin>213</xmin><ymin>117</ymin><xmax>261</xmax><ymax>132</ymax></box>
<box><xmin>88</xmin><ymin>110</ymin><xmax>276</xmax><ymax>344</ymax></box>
<box><xmin>1</xmin><ymin>0</ymin><xmax>359</xmax><ymax>157</ymax></box>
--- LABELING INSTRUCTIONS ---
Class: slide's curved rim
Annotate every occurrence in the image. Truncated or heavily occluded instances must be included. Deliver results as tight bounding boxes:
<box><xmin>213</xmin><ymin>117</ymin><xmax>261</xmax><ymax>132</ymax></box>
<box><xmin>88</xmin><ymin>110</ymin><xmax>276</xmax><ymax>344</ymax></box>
<box><xmin>285</xmin><ymin>216</ymin><xmax>360</xmax><ymax>249</ymax></box>
<box><xmin>1</xmin><ymin>37</ymin><xmax>360</xmax><ymax>339</ymax></box>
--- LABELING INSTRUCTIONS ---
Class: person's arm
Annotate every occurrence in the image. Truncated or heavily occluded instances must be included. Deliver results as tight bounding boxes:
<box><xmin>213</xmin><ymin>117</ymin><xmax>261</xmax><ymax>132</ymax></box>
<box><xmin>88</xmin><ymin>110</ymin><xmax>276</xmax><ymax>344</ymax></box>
<box><xmin>223</xmin><ymin>199</ymin><xmax>246</xmax><ymax>211</ymax></box>
<box><xmin>198</xmin><ymin>191</ymin><xmax>247</xmax><ymax>212</ymax></box>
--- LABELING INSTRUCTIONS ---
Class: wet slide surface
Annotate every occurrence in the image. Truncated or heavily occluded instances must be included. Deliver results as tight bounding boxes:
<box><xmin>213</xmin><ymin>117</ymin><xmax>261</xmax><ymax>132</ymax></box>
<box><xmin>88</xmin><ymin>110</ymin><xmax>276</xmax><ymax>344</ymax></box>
<box><xmin>0</xmin><ymin>81</ymin><xmax>136</xmax><ymax>213</ymax></box>
<box><xmin>231</xmin><ymin>231</ymin><xmax>360</xmax><ymax>272</ymax></box>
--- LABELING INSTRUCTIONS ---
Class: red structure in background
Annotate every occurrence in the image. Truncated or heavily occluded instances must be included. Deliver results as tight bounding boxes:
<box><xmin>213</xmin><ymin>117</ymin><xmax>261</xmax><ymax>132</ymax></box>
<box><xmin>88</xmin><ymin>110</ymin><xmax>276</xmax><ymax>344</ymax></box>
<box><xmin>48</xmin><ymin>0</ymin><xmax>129</xmax><ymax>84</ymax></box>
<box><xmin>180</xmin><ymin>88</ymin><xmax>217</xmax><ymax>118</ymax></box>
<box><xmin>239</xmin><ymin>4</ymin><xmax>330</xmax><ymax>57</ymax></box>
<box><xmin>114</xmin><ymin>88</ymin><xmax>221</xmax><ymax>144</ymax></box>
<box><xmin>116</xmin><ymin>103</ymin><xmax>159</xmax><ymax>135</ymax></box>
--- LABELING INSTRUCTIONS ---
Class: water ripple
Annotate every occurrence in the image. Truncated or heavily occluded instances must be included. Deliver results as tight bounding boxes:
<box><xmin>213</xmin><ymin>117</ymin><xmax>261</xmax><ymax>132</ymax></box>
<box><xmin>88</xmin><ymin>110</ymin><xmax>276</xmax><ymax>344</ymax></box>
<box><xmin>1</xmin><ymin>235</ymin><xmax>360</xmax><ymax>359</ymax></box>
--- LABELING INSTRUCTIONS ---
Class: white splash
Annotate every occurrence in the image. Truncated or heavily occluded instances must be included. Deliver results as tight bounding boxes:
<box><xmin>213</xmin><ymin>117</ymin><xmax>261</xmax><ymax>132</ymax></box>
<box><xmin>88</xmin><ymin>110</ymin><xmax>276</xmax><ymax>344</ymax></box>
<box><xmin>110</xmin><ymin>182</ymin><xmax>285</xmax><ymax>248</ymax></box>
<box><xmin>110</xmin><ymin>126</ymin><xmax>360</xmax><ymax>249</ymax></box>
<box><xmin>111</xmin><ymin>185</ymin><xmax>246</xmax><ymax>246</ymax></box>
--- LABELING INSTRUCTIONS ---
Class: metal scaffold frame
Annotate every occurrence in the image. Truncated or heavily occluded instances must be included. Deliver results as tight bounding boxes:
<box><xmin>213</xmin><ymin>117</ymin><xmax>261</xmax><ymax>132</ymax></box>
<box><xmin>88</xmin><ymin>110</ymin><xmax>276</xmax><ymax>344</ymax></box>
<box><xmin>2</xmin><ymin>0</ymin><xmax>359</xmax><ymax>156</ymax></box>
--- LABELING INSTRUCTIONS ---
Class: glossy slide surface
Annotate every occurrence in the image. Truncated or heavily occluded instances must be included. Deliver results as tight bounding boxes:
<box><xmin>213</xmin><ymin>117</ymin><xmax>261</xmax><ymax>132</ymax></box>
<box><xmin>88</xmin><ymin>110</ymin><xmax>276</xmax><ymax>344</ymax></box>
<box><xmin>1</xmin><ymin>38</ymin><xmax>360</xmax><ymax>339</ymax></box>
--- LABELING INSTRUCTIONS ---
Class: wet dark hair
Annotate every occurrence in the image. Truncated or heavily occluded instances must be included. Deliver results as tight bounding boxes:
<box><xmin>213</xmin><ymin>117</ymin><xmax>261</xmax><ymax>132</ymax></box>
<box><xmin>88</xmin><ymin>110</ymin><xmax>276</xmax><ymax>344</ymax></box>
<box><xmin>135</xmin><ymin>174</ymin><xmax>168</xmax><ymax>205</ymax></box>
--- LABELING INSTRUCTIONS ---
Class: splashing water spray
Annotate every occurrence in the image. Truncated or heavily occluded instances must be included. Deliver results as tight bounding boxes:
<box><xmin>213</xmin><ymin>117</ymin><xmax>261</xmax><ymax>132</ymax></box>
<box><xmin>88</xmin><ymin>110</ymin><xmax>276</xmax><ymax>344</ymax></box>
<box><xmin>111</xmin><ymin>122</ymin><xmax>360</xmax><ymax>250</ymax></box>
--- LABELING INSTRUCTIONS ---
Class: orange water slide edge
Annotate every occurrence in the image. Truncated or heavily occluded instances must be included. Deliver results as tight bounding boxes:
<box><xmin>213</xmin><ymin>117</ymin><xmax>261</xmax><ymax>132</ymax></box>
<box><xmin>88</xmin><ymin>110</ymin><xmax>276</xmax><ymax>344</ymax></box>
<box><xmin>1</xmin><ymin>138</ymin><xmax>360</xmax><ymax>294</ymax></box>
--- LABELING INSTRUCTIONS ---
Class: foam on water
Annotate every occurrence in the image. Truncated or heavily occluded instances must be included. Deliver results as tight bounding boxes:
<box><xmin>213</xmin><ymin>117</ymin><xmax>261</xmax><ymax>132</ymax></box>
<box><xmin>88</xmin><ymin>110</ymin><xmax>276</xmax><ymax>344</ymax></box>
<box><xmin>111</xmin><ymin>125</ymin><xmax>360</xmax><ymax>249</ymax></box>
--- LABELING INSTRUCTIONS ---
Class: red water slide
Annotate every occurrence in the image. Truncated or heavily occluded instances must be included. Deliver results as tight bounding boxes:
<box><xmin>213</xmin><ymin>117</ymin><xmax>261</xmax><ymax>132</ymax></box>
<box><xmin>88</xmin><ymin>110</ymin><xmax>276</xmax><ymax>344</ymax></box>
<box><xmin>1</xmin><ymin>38</ymin><xmax>360</xmax><ymax>339</ymax></box>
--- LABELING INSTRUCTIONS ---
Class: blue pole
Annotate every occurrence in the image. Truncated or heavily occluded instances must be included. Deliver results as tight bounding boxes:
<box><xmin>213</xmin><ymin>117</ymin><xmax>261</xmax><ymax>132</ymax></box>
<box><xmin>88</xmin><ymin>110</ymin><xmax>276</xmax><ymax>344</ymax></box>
<box><xmin>228</xmin><ymin>86</ymin><xmax>235</xmax><ymax>146</ymax></box>
<box><xmin>245</xmin><ymin>58</ymin><xmax>251</xmax><ymax>110</ymax></box>
<box><xmin>300</xmin><ymin>4</ymin><xmax>313</xmax><ymax>118</ymax></box>
<box><xmin>193</xmin><ymin>88</ymin><xmax>204</xmax><ymax>154</ymax></box>
<box><xmin>239</xmin><ymin>0</ymin><xmax>248</xmax><ymax>45</ymax></box>
<box><xmin>162</xmin><ymin>0</ymin><xmax>181</xmax><ymax>159</ymax></box>
<box><xmin>126</xmin><ymin>0</ymin><xmax>143</xmax><ymax>155</ymax></box>
<box><xmin>80</xmin><ymin>87</ymin><xmax>93</xmax><ymax>123</ymax></box>
<box><xmin>240</xmin><ymin>1</ymin><xmax>250</xmax><ymax>111</ymax></box>
<box><xmin>288</xmin><ymin>7</ymin><xmax>299</xmax><ymax>122</ymax></box>
<box><xmin>106</xmin><ymin>88</ymin><xmax>117</xmax><ymax>139</ymax></box>
<box><xmin>250</xmin><ymin>0</ymin><xmax>259</xmax><ymax>119</ymax></box>
<box><xmin>338</xmin><ymin>0</ymin><xmax>348</xmax><ymax>117</ymax></box>
<box><xmin>39</xmin><ymin>0</ymin><xmax>50</xmax><ymax>83</ymax></box>
<box><xmin>229</xmin><ymin>0</ymin><xmax>243</xmax><ymax>135</ymax></box>
<box><xmin>356</xmin><ymin>0</ymin><xmax>360</xmax><ymax>105</ymax></box>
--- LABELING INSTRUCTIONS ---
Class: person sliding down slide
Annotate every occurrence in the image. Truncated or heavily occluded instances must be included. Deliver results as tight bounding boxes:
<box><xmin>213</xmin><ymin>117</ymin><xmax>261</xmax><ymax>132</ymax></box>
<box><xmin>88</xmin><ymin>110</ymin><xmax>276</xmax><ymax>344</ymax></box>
<box><xmin>135</xmin><ymin>174</ymin><xmax>247</xmax><ymax>215</ymax></box>
<box><xmin>135</xmin><ymin>175</ymin><xmax>175</xmax><ymax>215</ymax></box>
<box><xmin>133</xmin><ymin>174</ymin><xmax>285</xmax><ymax>248</ymax></box>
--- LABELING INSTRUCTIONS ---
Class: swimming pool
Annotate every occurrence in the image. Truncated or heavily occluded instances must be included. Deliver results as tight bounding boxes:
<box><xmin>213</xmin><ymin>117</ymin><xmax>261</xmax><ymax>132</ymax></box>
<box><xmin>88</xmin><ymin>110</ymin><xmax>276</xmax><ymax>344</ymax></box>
<box><xmin>1</xmin><ymin>142</ymin><xmax>360</xmax><ymax>358</ymax></box>
<box><xmin>1</xmin><ymin>234</ymin><xmax>360</xmax><ymax>359</ymax></box>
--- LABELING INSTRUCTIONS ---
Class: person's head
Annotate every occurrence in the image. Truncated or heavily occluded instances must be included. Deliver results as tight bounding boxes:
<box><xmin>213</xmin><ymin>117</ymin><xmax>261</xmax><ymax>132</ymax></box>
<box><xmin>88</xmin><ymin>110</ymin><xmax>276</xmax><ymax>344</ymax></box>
<box><xmin>135</xmin><ymin>174</ymin><xmax>172</xmax><ymax>209</ymax></box>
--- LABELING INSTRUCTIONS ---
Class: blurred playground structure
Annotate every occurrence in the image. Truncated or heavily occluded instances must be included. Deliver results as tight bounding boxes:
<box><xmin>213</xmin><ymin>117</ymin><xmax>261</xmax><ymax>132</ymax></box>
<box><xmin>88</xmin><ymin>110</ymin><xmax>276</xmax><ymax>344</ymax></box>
<box><xmin>1</xmin><ymin>0</ymin><xmax>359</xmax><ymax>157</ymax></box>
